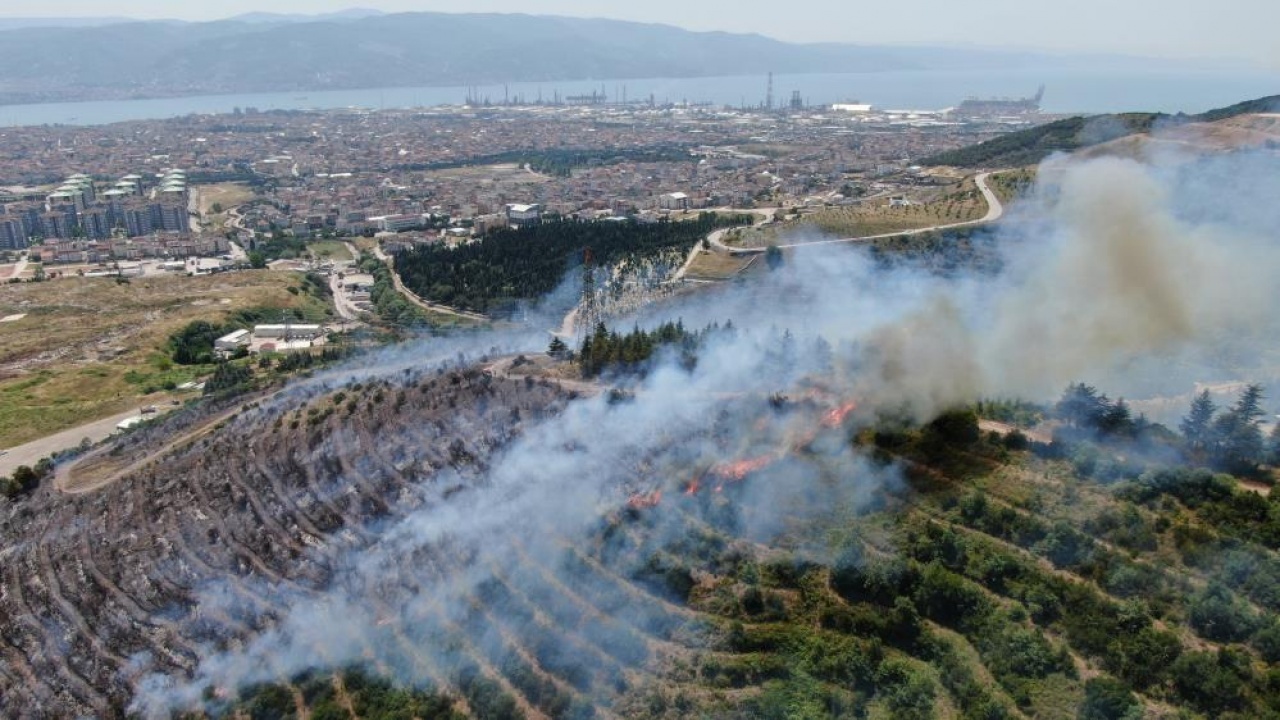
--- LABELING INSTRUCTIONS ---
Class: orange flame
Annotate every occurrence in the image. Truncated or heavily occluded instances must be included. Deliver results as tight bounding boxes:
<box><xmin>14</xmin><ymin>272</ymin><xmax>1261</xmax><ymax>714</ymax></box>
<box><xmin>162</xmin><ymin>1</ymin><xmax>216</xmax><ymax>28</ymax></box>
<box><xmin>711</xmin><ymin>454</ymin><xmax>777</xmax><ymax>482</ymax></box>
<box><xmin>822</xmin><ymin>401</ymin><xmax>858</xmax><ymax>428</ymax></box>
<box><xmin>627</xmin><ymin>490</ymin><xmax>663</xmax><ymax>509</ymax></box>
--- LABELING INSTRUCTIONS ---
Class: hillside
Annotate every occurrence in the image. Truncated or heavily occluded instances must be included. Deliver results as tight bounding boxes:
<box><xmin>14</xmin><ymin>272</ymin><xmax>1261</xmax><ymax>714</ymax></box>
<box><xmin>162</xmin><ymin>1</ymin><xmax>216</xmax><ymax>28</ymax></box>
<box><xmin>2</xmin><ymin>337</ymin><xmax>1279</xmax><ymax>718</ymax></box>
<box><xmin>0</xmin><ymin>365</ymin><xmax>575</xmax><ymax>716</ymax></box>
<box><xmin>0</xmin><ymin>12</ymin><xmax>1157</xmax><ymax>105</ymax></box>
<box><xmin>923</xmin><ymin>94</ymin><xmax>1280</xmax><ymax>167</ymax></box>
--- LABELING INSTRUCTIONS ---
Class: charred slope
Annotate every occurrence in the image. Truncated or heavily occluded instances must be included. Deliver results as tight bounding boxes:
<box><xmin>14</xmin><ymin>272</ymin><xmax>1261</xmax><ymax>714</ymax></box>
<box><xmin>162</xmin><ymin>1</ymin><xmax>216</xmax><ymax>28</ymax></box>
<box><xmin>0</xmin><ymin>367</ymin><xmax>572</xmax><ymax>718</ymax></box>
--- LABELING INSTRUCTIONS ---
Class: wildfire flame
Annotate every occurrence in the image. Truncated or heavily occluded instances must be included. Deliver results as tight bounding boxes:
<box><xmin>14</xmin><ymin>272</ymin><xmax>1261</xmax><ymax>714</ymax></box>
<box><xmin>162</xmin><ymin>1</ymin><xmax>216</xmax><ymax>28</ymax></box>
<box><xmin>822</xmin><ymin>401</ymin><xmax>859</xmax><ymax>428</ymax></box>
<box><xmin>711</xmin><ymin>455</ymin><xmax>778</xmax><ymax>482</ymax></box>
<box><xmin>626</xmin><ymin>490</ymin><xmax>663</xmax><ymax>509</ymax></box>
<box><xmin>677</xmin><ymin>398</ymin><xmax>861</xmax><ymax>499</ymax></box>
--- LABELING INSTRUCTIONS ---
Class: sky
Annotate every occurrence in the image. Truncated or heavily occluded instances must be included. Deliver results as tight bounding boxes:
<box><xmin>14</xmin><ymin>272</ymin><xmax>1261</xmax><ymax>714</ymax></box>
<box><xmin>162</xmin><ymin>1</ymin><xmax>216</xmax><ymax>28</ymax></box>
<box><xmin>0</xmin><ymin>1</ymin><xmax>1276</xmax><ymax>68</ymax></box>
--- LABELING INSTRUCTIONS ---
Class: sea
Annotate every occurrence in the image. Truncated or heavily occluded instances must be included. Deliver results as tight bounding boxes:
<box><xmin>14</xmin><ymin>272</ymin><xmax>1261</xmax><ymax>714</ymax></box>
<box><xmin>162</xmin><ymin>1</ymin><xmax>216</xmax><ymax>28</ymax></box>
<box><xmin>0</xmin><ymin>67</ymin><xmax>1276</xmax><ymax>128</ymax></box>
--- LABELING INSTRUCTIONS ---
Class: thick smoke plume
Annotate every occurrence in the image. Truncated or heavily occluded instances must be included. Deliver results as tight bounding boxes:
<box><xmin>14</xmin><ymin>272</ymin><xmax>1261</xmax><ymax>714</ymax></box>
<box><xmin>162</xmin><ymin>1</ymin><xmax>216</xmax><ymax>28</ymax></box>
<box><xmin>134</xmin><ymin>147</ymin><xmax>1280</xmax><ymax>715</ymax></box>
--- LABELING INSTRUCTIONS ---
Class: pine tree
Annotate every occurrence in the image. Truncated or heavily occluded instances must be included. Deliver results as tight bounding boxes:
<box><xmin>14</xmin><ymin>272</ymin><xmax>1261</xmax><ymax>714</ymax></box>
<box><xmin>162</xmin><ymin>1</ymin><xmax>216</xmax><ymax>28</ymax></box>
<box><xmin>1212</xmin><ymin>385</ymin><xmax>1267</xmax><ymax>475</ymax></box>
<box><xmin>1056</xmin><ymin>383</ymin><xmax>1108</xmax><ymax>430</ymax></box>
<box><xmin>1181</xmin><ymin>390</ymin><xmax>1218</xmax><ymax>456</ymax></box>
<box><xmin>1099</xmin><ymin>398</ymin><xmax>1134</xmax><ymax>437</ymax></box>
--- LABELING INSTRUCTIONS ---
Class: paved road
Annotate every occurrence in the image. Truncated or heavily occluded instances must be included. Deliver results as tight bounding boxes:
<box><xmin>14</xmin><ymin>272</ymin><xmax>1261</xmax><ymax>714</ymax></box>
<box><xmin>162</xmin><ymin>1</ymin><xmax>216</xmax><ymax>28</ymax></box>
<box><xmin>329</xmin><ymin>270</ymin><xmax>366</xmax><ymax>323</ymax></box>
<box><xmin>709</xmin><ymin>172</ymin><xmax>1004</xmax><ymax>255</ymax></box>
<box><xmin>0</xmin><ymin>255</ymin><xmax>28</xmax><ymax>280</ymax></box>
<box><xmin>325</xmin><ymin>243</ymin><xmax>368</xmax><ymax>324</ymax></box>
<box><xmin>0</xmin><ymin>403</ymin><xmax>179</xmax><ymax>478</ymax></box>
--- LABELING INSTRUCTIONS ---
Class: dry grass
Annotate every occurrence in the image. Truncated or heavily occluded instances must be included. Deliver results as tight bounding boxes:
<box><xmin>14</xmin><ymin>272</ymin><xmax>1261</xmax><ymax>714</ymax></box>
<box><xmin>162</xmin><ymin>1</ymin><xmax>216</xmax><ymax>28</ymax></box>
<box><xmin>739</xmin><ymin>178</ymin><xmax>989</xmax><ymax>247</ymax></box>
<box><xmin>986</xmin><ymin>168</ymin><xmax>1038</xmax><ymax>205</ymax></box>
<box><xmin>197</xmin><ymin>182</ymin><xmax>256</xmax><ymax>215</ymax></box>
<box><xmin>0</xmin><ymin>270</ymin><xmax>330</xmax><ymax>447</ymax></box>
<box><xmin>684</xmin><ymin>251</ymin><xmax>758</xmax><ymax>280</ymax></box>
<box><xmin>198</xmin><ymin>182</ymin><xmax>258</xmax><ymax>230</ymax></box>
<box><xmin>308</xmin><ymin>240</ymin><xmax>354</xmax><ymax>262</ymax></box>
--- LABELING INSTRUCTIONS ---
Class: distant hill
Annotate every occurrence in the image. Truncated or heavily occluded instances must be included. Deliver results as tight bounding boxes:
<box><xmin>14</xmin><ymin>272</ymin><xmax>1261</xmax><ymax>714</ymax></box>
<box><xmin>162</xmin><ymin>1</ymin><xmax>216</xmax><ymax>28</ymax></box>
<box><xmin>224</xmin><ymin>8</ymin><xmax>387</xmax><ymax>24</ymax></box>
<box><xmin>923</xmin><ymin>94</ymin><xmax>1280</xmax><ymax>167</ymax></box>
<box><xmin>0</xmin><ymin>16</ymin><xmax>146</xmax><ymax>31</ymax></box>
<box><xmin>0</xmin><ymin>12</ymin><xmax>1167</xmax><ymax>105</ymax></box>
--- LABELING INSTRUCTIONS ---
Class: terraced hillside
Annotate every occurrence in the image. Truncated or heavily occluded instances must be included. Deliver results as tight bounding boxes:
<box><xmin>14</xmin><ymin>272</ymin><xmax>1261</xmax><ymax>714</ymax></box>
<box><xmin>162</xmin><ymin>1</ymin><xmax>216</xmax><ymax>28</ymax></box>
<box><xmin>197</xmin><ymin>397</ymin><xmax>1280</xmax><ymax>720</ymax></box>
<box><xmin>3</xmin><ymin>343</ymin><xmax>1280</xmax><ymax>719</ymax></box>
<box><xmin>0</xmin><ymin>366</ymin><xmax>573</xmax><ymax>718</ymax></box>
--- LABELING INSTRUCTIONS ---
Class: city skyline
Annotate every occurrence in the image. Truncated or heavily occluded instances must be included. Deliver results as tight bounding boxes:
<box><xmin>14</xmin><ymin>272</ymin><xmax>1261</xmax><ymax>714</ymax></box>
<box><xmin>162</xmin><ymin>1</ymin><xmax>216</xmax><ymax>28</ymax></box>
<box><xmin>0</xmin><ymin>1</ymin><xmax>1275</xmax><ymax>68</ymax></box>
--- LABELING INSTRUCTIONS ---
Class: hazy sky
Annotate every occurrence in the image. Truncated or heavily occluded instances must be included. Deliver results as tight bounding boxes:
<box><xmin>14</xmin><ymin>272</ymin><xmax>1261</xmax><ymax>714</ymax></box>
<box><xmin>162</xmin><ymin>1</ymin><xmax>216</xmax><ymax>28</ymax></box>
<box><xmin>2</xmin><ymin>1</ymin><xmax>1277</xmax><ymax>67</ymax></box>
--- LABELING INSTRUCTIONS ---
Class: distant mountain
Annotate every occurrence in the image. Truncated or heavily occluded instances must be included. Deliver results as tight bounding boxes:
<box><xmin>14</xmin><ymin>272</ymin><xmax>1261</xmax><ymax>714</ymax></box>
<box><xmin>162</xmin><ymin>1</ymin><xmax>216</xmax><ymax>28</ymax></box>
<box><xmin>224</xmin><ymin>8</ymin><xmax>387</xmax><ymax>24</ymax></box>
<box><xmin>0</xmin><ymin>12</ymin><xmax>1171</xmax><ymax>106</ymax></box>
<box><xmin>923</xmin><ymin>94</ymin><xmax>1280</xmax><ymax>167</ymax></box>
<box><xmin>0</xmin><ymin>16</ymin><xmax>149</xmax><ymax>31</ymax></box>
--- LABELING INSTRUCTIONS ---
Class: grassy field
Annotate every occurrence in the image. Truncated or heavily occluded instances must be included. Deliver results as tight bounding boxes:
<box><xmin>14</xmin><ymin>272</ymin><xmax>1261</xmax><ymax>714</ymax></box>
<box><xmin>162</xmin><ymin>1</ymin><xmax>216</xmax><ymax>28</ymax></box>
<box><xmin>684</xmin><ymin>250</ymin><xmax>759</xmax><ymax>280</ymax></box>
<box><xmin>197</xmin><ymin>183</ymin><xmax>256</xmax><ymax>215</ymax></box>
<box><xmin>986</xmin><ymin>168</ymin><xmax>1039</xmax><ymax>205</ymax></box>
<box><xmin>738</xmin><ymin>178</ymin><xmax>990</xmax><ymax>247</ymax></box>
<box><xmin>0</xmin><ymin>270</ymin><xmax>332</xmax><ymax>448</ymax></box>
<box><xmin>309</xmin><ymin>240</ymin><xmax>354</xmax><ymax>262</ymax></box>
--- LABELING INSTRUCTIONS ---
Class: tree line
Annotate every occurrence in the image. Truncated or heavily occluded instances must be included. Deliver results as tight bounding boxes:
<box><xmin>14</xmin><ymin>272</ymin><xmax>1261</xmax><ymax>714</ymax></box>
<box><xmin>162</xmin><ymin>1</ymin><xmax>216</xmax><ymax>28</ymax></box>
<box><xmin>575</xmin><ymin>320</ymin><xmax>700</xmax><ymax>377</ymax></box>
<box><xmin>388</xmin><ymin>146</ymin><xmax>695</xmax><ymax>177</ymax></box>
<box><xmin>1055</xmin><ymin>382</ymin><xmax>1276</xmax><ymax>477</ymax></box>
<box><xmin>396</xmin><ymin>214</ymin><xmax>746</xmax><ymax>315</ymax></box>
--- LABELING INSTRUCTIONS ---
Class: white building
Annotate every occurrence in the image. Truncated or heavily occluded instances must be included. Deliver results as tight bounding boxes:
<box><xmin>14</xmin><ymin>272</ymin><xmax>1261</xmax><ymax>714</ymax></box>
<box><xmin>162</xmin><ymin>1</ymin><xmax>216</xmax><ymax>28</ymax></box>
<box><xmin>832</xmin><ymin>103</ymin><xmax>874</xmax><ymax>114</ymax></box>
<box><xmin>372</xmin><ymin>214</ymin><xmax>426</xmax><ymax>233</ymax></box>
<box><xmin>214</xmin><ymin>329</ymin><xmax>251</xmax><ymax>353</ymax></box>
<box><xmin>659</xmin><ymin>192</ymin><xmax>690</xmax><ymax>211</ymax></box>
<box><xmin>253</xmin><ymin>324</ymin><xmax>323</xmax><ymax>340</ymax></box>
<box><xmin>506</xmin><ymin>203</ymin><xmax>542</xmax><ymax>225</ymax></box>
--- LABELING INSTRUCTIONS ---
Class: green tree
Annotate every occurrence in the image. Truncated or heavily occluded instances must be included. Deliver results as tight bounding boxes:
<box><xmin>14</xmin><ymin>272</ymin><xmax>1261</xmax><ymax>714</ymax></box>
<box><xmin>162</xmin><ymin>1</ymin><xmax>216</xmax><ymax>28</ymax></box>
<box><xmin>1098</xmin><ymin>398</ymin><xmax>1135</xmax><ymax>437</ymax></box>
<box><xmin>1079</xmin><ymin>677</ymin><xmax>1140</xmax><ymax>720</ymax></box>
<box><xmin>1188</xmin><ymin>582</ymin><xmax>1259</xmax><ymax>643</ymax></box>
<box><xmin>1181</xmin><ymin>390</ymin><xmax>1218</xmax><ymax>456</ymax></box>
<box><xmin>248</xmin><ymin>250</ymin><xmax>267</xmax><ymax>269</ymax></box>
<box><xmin>1056</xmin><ymin>383</ymin><xmax>1107</xmax><ymax>429</ymax></box>
<box><xmin>1171</xmin><ymin>651</ymin><xmax>1245</xmax><ymax>714</ymax></box>
<box><xmin>1212</xmin><ymin>384</ymin><xmax>1266</xmax><ymax>474</ymax></box>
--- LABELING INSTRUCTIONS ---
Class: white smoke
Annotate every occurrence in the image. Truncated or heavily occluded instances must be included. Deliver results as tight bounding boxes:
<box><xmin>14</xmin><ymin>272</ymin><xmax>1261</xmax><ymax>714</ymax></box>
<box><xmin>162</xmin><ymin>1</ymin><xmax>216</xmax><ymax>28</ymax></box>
<box><xmin>133</xmin><ymin>146</ymin><xmax>1280</xmax><ymax>715</ymax></box>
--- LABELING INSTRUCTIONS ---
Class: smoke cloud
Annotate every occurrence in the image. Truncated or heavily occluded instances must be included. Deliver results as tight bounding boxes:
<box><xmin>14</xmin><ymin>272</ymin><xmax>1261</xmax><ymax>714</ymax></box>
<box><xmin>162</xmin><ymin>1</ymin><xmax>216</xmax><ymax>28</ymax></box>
<box><xmin>133</xmin><ymin>146</ymin><xmax>1280</xmax><ymax>715</ymax></box>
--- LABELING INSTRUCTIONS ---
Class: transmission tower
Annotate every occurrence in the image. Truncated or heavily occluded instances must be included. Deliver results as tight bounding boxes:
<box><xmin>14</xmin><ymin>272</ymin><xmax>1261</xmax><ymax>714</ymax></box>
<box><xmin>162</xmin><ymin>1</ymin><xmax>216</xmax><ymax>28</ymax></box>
<box><xmin>765</xmin><ymin>72</ymin><xmax>774</xmax><ymax>110</ymax></box>
<box><xmin>577</xmin><ymin>247</ymin><xmax>601</xmax><ymax>348</ymax></box>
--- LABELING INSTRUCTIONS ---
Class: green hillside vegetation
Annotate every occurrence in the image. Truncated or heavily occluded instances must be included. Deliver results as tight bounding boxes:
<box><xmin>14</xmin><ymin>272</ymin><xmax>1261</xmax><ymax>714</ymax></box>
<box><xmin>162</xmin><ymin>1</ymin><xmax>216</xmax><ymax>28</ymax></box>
<box><xmin>395</xmin><ymin>215</ymin><xmax>747</xmax><ymax>315</ymax></box>
<box><xmin>923</xmin><ymin>113</ymin><xmax>1164</xmax><ymax>168</ymax></box>
<box><xmin>1196</xmin><ymin>94</ymin><xmax>1280</xmax><ymax>123</ymax></box>
<box><xmin>219</xmin><ymin>375</ymin><xmax>1280</xmax><ymax>719</ymax></box>
<box><xmin>924</xmin><ymin>94</ymin><xmax>1280</xmax><ymax>168</ymax></box>
<box><xmin>396</xmin><ymin>147</ymin><xmax>696</xmax><ymax>177</ymax></box>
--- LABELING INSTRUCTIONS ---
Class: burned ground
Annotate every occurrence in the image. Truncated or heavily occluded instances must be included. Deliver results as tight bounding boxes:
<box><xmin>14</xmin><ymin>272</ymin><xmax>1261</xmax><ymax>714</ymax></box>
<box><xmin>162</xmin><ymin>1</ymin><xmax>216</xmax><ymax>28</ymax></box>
<box><xmin>0</xmin><ymin>366</ymin><xmax>573</xmax><ymax>718</ymax></box>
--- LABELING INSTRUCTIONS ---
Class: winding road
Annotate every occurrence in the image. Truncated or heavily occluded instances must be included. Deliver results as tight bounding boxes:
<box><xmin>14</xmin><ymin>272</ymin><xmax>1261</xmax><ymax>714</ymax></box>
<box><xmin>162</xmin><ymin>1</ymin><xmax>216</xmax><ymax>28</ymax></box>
<box><xmin>370</xmin><ymin>245</ymin><xmax>489</xmax><ymax>322</ymax></box>
<box><xmin>709</xmin><ymin>172</ymin><xmax>1004</xmax><ymax>255</ymax></box>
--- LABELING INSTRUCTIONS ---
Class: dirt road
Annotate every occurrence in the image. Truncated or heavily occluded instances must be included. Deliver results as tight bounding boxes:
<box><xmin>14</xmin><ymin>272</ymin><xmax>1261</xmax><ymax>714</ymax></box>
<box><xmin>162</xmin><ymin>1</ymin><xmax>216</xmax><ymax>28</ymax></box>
<box><xmin>0</xmin><ymin>403</ymin><xmax>178</xmax><ymax>478</ymax></box>
<box><xmin>977</xmin><ymin>419</ymin><xmax>1053</xmax><ymax>445</ymax></box>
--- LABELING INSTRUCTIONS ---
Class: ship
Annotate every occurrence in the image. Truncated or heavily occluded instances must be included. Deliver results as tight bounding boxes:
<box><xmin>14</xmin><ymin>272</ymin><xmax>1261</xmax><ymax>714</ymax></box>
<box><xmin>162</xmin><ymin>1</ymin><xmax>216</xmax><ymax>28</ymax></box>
<box><xmin>956</xmin><ymin>85</ymin><xmax>1044</xmax><ymax>117</ymax></box>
